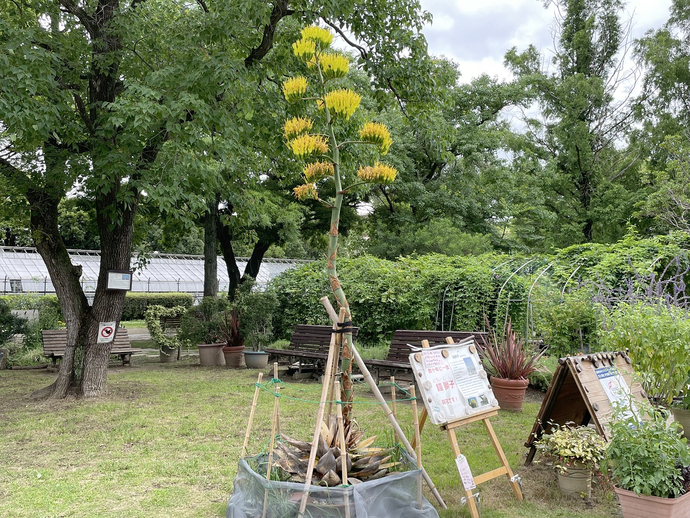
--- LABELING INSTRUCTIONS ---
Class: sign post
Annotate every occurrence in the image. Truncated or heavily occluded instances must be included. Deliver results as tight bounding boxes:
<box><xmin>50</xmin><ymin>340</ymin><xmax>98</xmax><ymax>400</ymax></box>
<box><xmin>410</xmin><ymin>337</ymin><xmax>524</xmax><ymax>518</ymax></box>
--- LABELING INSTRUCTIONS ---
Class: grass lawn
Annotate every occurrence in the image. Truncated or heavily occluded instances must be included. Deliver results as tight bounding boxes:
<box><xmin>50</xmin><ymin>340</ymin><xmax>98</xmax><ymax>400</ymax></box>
<box><xmin>0</xmin><ymin>355</ymin><xmax>621</xmax><ymax>518</ymax></box>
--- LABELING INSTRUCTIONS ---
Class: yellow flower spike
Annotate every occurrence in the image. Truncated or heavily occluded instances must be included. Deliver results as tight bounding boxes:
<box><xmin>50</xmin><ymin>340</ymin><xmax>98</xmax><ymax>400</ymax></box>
<box><xmin>292</xmin><ymin>38</ymin><xmax>316</xmax><ymax>61</ymax></box>
<box><xmin>303</xmin><ymin>161</ymin><xmax>334</xmax><ymax>182</ymax></box>
<box><xmin>284</xmin><ymin>117</ymin><xmax>314</xmax><ymax>140</ymax></box>
<box><xmin>282</xmin><ymin>76</ymin><xmax>308</xmax><ymax>103</ymax></box>
<box><xmin>317</xmin><ymin>53</ymin><xmax>350</xmax><ymax>80</ymax></box>
<box><xmin>288</xmin><ymin>134</ymin><xmax>329</xmax><ymax>158</ymax></box>
<box><xmin>294</xmin><ymin>183</ymin><xmax>319</xmax><ymax>201</ymax></box>
<box><xmin>357</xmin><ymin>162</ymin><xmax>397</xmax><ymax>184</ymax></box>
<box><xmin>360</xmin><ymin>122</ymin><xmax>393</xmax><ymax>154</ymax></box>
<box><xmin>320</xmin><ymin>89</ymin><xmax>362</xmax><ymax>120</ymax></box>
<box><xmin>300</xmin><ymin>26</ymin><xmax>333</xmax><ymax>48</ymax></box>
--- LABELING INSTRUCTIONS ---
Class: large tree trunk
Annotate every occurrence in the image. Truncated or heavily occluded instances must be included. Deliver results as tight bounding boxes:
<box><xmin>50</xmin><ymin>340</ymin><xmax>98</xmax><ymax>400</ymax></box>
<box><xmin>203</xmin><ymin>198</ymin><xmax>219</xmax><ymax>297</ymax></box>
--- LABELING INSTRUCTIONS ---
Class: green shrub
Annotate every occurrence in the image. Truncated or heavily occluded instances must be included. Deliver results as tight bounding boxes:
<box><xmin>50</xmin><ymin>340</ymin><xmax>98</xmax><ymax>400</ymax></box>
<box><xmin>269</xmin><ymin>254</ymin><xmax>529</xmax><ymax>345</ymax></box>
<box><xmin>121</xmin><ymin>292</ymin><xmax>193</xmax><ymax>320</ymax></box>
<box><xmin>533</xmin><ymin>289</ymin><xmax>602</xmax><ymax>357</ymax></box>
<box><xmin>0</xmin><ymin>299</ymin><xmax>26</xmax><ymax>346</ymax></box>
<box><xmin>601</xmin><ymin>302</ymin><xmax>690</xmax><ymax>405</ymax></box>
<box><xmin>178</xmin><ymin>297</ymin><xmax>230</xmax><ymax>346</ymax></box>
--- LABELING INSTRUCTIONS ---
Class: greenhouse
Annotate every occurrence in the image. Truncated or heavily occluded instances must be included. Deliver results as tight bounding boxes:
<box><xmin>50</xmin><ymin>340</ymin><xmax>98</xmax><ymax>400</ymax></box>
<box><xmin>0</xmin><ymin>246</ymin><xmax>307</xmax><ymax>299</ymax></box>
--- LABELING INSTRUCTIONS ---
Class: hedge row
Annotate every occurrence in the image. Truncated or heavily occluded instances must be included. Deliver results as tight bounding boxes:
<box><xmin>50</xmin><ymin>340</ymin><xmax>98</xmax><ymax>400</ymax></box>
<box><xmin>269</xmin><ymin>254</ymin><xmax>529</xmax><ymax>346</ymax></box>
<box><xmin>122</xmin><ymin>292</ymin><xmax>194</xmax><ymax>320</ymax></box>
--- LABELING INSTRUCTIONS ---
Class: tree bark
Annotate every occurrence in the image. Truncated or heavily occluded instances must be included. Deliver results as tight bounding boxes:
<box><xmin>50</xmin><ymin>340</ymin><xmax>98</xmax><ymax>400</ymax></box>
<box><xmin>203</xmin><ymin>198</ymin><xmax>219</xmax><ymax>297</ymax></box>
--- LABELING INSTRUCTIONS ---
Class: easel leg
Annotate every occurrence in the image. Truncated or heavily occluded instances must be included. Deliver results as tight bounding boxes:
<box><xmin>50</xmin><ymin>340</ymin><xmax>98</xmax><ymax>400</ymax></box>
<box><xmin>483</xmin><ymin>419</ymin><xmax>523</xmax><ymax>501</ymax></box>
<box><xmin>447</xmin><ymin>428</ymin><xmax>480</xmax><ymax>518</ymax></box>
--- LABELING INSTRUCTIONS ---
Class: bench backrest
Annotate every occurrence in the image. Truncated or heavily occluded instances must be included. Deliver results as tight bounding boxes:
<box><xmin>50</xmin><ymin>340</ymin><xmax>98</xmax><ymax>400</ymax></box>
<box><xmin>42</xmin><ymin>328</ymin><xmax>133</xmax><ymax>355</ymax></box>
<box><xmin>388</xmin><ymin>330</ymin><xmax>488</xmax><ymax>362</ymax></box>
<box><xmin>160</xmin><ymin>315</ymin><xmax>182</xmax><ymax>330</ymax></box>
<box><xmin>289</xmin><ymin>324</ymin><xmax>360</xmax><ymax>352</ymax></box>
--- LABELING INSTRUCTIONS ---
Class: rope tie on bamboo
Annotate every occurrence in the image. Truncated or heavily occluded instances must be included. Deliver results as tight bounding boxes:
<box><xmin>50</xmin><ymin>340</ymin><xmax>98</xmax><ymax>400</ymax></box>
<box><xmin>331</xmin><ymin>320</ymin><xmax>353</xmax><ymax>334</ymax></box>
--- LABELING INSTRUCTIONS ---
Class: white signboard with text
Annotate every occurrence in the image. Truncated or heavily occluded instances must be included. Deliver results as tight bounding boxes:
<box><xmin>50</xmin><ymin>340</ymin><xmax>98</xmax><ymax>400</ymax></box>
<box><xmin>410</xmin><ymin>340</ymin><xmax>499</xmax><ymax>426</ymax></box>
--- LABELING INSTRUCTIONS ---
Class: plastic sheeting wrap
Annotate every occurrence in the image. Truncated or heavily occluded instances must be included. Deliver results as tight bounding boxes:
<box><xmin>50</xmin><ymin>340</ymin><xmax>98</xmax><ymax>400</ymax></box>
<box><xmin>227</xmin><ymin>456</ymin><xmax>440</xmax><ymax>518</ymax></box>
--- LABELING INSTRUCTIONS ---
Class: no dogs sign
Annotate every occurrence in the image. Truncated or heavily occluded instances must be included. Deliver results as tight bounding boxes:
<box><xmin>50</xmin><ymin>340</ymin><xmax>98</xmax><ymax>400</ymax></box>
<box><xmin>97</xmin><ymin>322</ymin><xmax>116</xmax><ymax>343</ymax></box>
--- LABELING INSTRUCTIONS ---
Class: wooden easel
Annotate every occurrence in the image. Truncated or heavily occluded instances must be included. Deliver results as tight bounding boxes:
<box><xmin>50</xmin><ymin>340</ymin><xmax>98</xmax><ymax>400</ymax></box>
<box><xmin>414</xmin><ymin>337</ymin><xmax>523</xmax><ymax>518</ymax></box>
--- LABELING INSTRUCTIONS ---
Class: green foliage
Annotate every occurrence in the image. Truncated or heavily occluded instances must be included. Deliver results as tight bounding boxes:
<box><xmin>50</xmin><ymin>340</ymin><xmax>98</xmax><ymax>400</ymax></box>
<box><xmin>601</xmin><ymin>302</ymin><xmax>690</xmax><ymax>405</ymax></box>
<box><xmin>535</xmin><ymin>422</ymin><xmax>608</xmax><ymax>473</ymax></box>
<box><xmin>178</xmin><ymin>297</ymin><xmax>230</xmax><ymax>346</ymax></box>
<box><xmin>0</xmin><ymin>299</ymin><xmax>25</xmax><ymax>346</ymax></box>
<box><xmin>144</xmin><ymin>305</ymin><xmax>189</xmax><ymax>352</ymax></box>
<box><xmin>534</xmin><ymin>289</ymin><xmax>602</xmax><ymax>357</ymax></box>
<box><xmin>269</xmin><ymin>253</ymin><xmax>529</xmax><ymax>345</ymax></box>
<box><xmin>241</xmin><ymin>289</ymin><xmax>278</xmax><ymax>351</ymax></box>
<box><xmin>121</xmin><ymin>293</ymin><xmax>193</xmax><ymax>321</ymax></box>
<box><xmin>606</xmin><ymin>403</ymin><xmax>690</xmax><ymax>498</ymax></box>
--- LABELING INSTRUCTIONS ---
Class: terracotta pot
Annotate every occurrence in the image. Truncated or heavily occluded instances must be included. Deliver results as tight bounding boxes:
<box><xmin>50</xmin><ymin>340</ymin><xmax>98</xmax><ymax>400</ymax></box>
<box><xmin>197</xmin><ymin>343</ymin><xmax>226</xmax><ymax>366</ymax></box>
<box><xmin>672</xmin><ymin>407</ymin><xmax>690</xmax><ymax>439</ymax></box>
<box><xmin>244</xmin><ymin>351</ymin><xmax>269</xmax><ymax>369</ymax></box>
<box><xmin>557</xmin><ymin>464</ymin><xmax>591</xmax><ymax>499</ymax></box>
<box><xmin>490</xmin><ymin>377</ymin><xmax>529</xmax><ymax>411</ymax></box>
<box><xmin>615</xmin><ymin>486</ymin><xmax>690</xmax><ymax>518</ymax></box>
<box><xmin>223</xmin><ymin>345</ymin><xmax>245</xmax><ymax>369</ymax></box>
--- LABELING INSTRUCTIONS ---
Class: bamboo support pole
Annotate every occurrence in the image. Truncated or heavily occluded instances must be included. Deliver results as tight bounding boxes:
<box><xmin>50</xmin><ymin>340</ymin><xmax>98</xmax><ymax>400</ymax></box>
<box><xmin>261</xmin><ymin>384</ymin><xmax>281</xmax><ymax>518</ymax></box>
<box><xmin>335</xmin><ymin>380</ymin><xmax>351</xmax><ymax>518</ymax></box>
<box><xmin>326</xmin><ymin>321</ymin><xmax>343</xmax><ymax>424</ymax></box>
<box><xmin>297</xmin><ymin>309</ymin><xmax>344</xmax><ymax>518</ymax></box>
<box><xmin>273</xmin><ymin>363</ymin><xmax>281</xmax><ymax>436</ymax></box>
<box><xmin>241</xmin><ymin>372</ymin><xmax>264</xmax><ymax>458</ymax></box>
<box><xmin>320</xmin><ymin>296</ymin><xmax>447</xmax><ymax>509</ymax></box>
<box><xmin>410</xmin><ymin>385</ymin><xmax>423</xmax><ymax>510</ymax></box>
<box><xmin>390</xmin><ymin>376</ymin><xmax>398</xmax><ymax>444</ymax></box>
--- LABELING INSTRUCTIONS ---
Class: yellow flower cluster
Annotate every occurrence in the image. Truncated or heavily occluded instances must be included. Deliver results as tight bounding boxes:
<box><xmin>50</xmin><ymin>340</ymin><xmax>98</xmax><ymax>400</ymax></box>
<box><xmin>310</xmin><ymin>53</ymin><xmax>349</xmax><ymax>80</ymax></box>
<box><xmin>288</xmin><ymin>134</ymin><xmax>329</xmax><ymax>158</ymax></box>
<box><xmin>284</xmin><ymin>117</ymin><xmax>314</xmax><ymax>140</ymax></box>
<box><xmin>359</xmin><ymin>122</ymin><xmax>393</xmax><ymax>154</ymax></box>
<box><xmin>303</xmin><ymin>161</ymin><xmax>334</xmax><ymax>182</ymax></box>
<box><xmin>321</xmin><ymin>89</ymin><xmax>361</xmax><ymax>120</ymax></box>
<box><xmin>300</xmin><ymin>26</ymin><xmax>333</xmax><ymax>48</ymax></box>
<box><xmin>282</xmin><ymin>76</ymin><xmax>308</xmax><ymax>103</ymax></box>
<box><xmin>292</xmin><ymin>38</ymin><xmax>316</xmax><ymax>60</ymax></box>
<box><xmin>357</xmin><ymin>162</ymin><xmax>397</xmax><ymax>184</ymax></box>
<box><xmin>294</xmin><ymin>183</ymin><xmax>319</xmax><ymax>200</ymax></box>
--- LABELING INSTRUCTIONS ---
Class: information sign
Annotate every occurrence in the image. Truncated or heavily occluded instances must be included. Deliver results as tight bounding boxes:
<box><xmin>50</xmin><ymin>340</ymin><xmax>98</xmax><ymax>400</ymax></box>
<box><xmin>97</xmin><ymin>322</ymin><xmax>116</xmax><ymax>343</ymax></box>
<box><xmin>106</xmin><ymin>270</ymin><xmax>133</xmax><ymax>291</ymax></box>
<box><xmin>410</xmin><ymin>340</ymin><xmax>499</xmax><ymax>426</ymax></box>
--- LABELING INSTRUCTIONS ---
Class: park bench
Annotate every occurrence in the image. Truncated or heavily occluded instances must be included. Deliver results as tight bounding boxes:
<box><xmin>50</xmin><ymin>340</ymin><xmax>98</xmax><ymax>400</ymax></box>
<box><xmin>264</xmin><ymin>324</ymin><xmax>360</xmax><ymax>374</ymax></box>
<box><xmin>363</xmin><ymin>329</ymin><xmax>488</xmax><ymax>383</ymax></box>
<box><xmin>42</xmin><ymin>328</ymin><xmax>141</xmax><ymax>366</ymax></box>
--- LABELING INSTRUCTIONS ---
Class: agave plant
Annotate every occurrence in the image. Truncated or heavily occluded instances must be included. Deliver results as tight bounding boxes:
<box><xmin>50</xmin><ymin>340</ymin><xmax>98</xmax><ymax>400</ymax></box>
<box><xmin>479</xmin><ymin>316</ymin><xmax>546</xmax><ymax>380</ymax></box>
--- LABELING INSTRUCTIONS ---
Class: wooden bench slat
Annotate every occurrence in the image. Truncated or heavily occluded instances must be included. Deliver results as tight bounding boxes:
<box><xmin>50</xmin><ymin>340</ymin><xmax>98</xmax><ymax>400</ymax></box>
<box><xmin>42</xmin><ymin>328</ymin><xmax>141</xmax><ymax>366</ymax></box>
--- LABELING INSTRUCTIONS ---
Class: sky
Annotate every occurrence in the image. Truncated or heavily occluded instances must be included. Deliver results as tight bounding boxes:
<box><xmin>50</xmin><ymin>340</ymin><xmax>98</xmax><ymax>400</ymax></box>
<box><xmin>419</xmin><ymin>0</ymin><xmax>674</xmax><ymax>83</ymax></box>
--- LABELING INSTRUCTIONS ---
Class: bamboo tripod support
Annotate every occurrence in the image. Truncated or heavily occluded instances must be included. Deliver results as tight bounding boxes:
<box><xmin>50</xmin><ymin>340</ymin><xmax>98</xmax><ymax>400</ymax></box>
<box><xmin>413</xmin><ymin>337</ymin><xmax>523</xmax><ymax>518</ymax></box>
<box><xmin>297</xmin><ymin>308</ymin><xmax>347</xmax><ymax>518</ymax></box>
<box><xmin>320</xmin><ymin>297</ymin><xmax>447</xmax><ymax>509</ymax></box>
<box><xmin>335</xmin><ymin>380</ymin><xmax>351</xmax><ymax>518</ymax></box>
<box><xmin>241</xmin><ymin>372</ymin><xmax>264</xmax><ymax>458</ymax></box>
<box><xmin>261</xmin><ymin>382</ymin><xmax>281</xmax><ymax>518</ymax></box>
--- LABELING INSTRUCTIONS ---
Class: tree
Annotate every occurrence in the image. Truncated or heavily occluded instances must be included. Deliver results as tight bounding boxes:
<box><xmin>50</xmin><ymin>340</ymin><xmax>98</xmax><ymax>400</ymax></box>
<box><xmin>358</xmin><ymin>59</ymin><xmax>530</xmax><ymax>258</ymax></box>
<box><xmin>0</xmin><ymin>0</ymin><xmax>431</xmax><ymax>398</ymax></box>
<box><xmin>504</xmin><ymin>0</ymin><xmax>642</xmax><ymax>249</ymax></box>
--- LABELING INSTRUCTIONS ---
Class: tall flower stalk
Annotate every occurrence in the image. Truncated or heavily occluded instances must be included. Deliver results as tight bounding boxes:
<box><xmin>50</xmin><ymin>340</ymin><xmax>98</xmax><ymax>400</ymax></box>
<box><xmin>283</xmin><ymin>26</ymin><xmax>396</xmax><ymax>422</ymax></box>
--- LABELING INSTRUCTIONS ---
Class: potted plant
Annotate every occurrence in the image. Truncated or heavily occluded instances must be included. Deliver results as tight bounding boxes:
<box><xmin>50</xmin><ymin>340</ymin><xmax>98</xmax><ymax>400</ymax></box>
<box><xmin>145</xmin><ymin>305</ymin><xmax>188</xmax><ymax>363</ymax></box>
<box><xmin>605</xmin><ymin>402</ymin><xmax>690</xmax><ymax>517</ymax></box>
<box><xmin>672</xmin><ymin>395</ymin><xmax>690</xmax><ymax>439</ymax></box>
<box><xmin>178</xmin><ymin>298</ymin><xmax>229</xmax><ymax>366</ymax></box>
<box><xmin>215</xmin><ymin>307</ymin><xmax>245</xmax><ymax>368</ymax></box>
<box><xmin>478</xmin><ymin>316</ymin><xmax>546</xmax><ymax>411</ymax></box>
<box><xmin>241</xmin><ymin>288</ymin><xmax>277</xmax><ymax>369</ymax></box>
<box><xmin>534</xmin><ymin>422</ymin><xmax>607</xmax><ymax>499</ymax></box>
